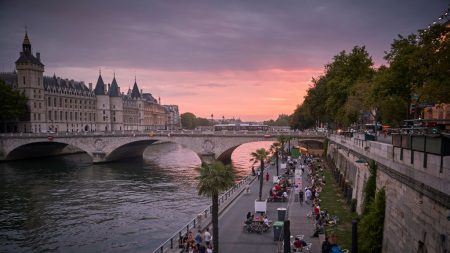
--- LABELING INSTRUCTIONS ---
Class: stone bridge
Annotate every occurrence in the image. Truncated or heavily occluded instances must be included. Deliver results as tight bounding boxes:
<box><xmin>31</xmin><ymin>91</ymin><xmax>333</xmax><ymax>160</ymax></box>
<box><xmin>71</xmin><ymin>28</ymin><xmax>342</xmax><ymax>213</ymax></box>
<box><xmin>0</xmin><ymin>131</ymin><xmax>325</xmax><ymax>163</ymax></box>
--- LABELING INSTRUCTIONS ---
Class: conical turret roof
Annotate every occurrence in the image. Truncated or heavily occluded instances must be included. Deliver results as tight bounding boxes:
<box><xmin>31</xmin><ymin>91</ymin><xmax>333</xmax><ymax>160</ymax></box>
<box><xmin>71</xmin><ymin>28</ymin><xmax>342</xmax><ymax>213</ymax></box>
<box><xmin>94</xmin><ymin>74</ymin><xmax>106</xmax><ymax>95</ymax></box>
<box><xmin>109</xmin><ymin>76</ymin><xmax>120</xmax><ymax>97</ymax></box>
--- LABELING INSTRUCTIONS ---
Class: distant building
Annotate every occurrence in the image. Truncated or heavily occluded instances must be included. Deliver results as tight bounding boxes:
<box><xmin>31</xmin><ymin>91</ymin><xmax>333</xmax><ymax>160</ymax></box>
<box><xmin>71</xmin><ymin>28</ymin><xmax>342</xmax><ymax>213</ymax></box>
<box><xmin>0</xmin><ymin>32</ymin><xmax>174</xmax><ymax>133</ymax></box>
<box><xmin>163</xmin><ymin>105</ymin><xmax>181</xmax><ymax>130</ymax></box>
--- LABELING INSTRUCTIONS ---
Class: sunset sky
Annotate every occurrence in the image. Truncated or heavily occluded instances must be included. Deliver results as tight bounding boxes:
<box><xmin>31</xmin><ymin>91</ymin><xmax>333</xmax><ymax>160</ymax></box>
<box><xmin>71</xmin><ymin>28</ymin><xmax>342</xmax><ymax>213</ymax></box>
<box><xmin>0</xmin><ymin>1</ymin><xmax>447</xmax><ymax>121</ymax></box>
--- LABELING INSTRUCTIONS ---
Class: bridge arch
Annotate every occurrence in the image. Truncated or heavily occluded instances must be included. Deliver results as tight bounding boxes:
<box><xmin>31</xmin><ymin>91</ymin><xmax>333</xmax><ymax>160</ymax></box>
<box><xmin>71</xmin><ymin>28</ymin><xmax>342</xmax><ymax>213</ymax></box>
<box><xmin>105</xmin><ymin>139</ymin><xmax>161</xmax><ymax>162</ymax></box>
<box><xmin>297</xmin><ymin>139</ymin><xmax>324</xmax><ymax>150</ymax></box>
<box><xmin>5</xmin><ymin>140</ymin><xmax>91</xmax><ymax>161</ymax></box>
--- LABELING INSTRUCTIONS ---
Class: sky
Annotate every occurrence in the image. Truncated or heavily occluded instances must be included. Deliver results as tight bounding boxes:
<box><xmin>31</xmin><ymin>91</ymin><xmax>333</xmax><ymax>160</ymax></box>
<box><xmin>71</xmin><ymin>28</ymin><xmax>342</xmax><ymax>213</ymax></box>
<box><xmin>0</xmin><ymin>0</ymin><xmax>448</xmax><ymax>121</ymax></box>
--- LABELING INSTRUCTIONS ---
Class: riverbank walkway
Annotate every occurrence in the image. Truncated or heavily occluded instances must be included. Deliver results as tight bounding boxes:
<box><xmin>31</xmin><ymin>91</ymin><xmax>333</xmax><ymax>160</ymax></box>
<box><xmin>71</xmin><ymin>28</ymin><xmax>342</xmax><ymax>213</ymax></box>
<box><xmin>163</xmin><ymin>161</ymin><xmax>321</xmax><ymax>253</ymax></box>
<box><xmin>217</xmin><ymin>162</ymin><xmax>321</xmax><ymax>253</ymax></box>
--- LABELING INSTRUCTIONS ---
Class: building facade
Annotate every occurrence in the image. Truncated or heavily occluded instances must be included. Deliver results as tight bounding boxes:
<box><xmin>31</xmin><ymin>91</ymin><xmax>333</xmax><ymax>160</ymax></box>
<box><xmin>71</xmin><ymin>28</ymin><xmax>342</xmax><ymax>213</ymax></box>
<box><xmin>163</xmin><ymin>105</ymin><xmax>181</xmax><ymax>130</ymax></box>
<box><xmin>0</xmin><ymin>32</ymin><xmax>175</xmax><ymax>133</ymax></box>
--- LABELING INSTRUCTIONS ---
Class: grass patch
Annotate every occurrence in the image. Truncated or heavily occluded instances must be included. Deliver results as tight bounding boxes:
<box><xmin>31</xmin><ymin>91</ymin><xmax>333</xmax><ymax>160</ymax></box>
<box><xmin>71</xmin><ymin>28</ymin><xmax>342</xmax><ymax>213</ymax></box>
<box><xmin>318</xmin><ymin>163</ymin><xmax>358</xmax><ymax>250</ymax></box>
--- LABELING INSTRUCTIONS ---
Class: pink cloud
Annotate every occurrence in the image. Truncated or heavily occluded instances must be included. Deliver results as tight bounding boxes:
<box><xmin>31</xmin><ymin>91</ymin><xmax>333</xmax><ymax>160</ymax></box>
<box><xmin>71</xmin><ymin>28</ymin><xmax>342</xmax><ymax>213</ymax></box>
<box><xmin>48</xmin><ymin>66</ymin><xmax>323</xmax><ymax>121</ymax></box>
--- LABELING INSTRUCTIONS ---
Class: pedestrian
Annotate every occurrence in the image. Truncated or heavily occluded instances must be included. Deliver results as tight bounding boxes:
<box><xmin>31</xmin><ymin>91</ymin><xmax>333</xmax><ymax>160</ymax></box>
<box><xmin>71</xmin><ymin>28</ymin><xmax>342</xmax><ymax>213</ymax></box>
<box><xmin>251</xmin><ymin>166</ymin><xmax>256</xmax><ymax>176</ymax></box>
<box><xmin>321</xmin><ymin>236</ymin><xmax>331</xmax><ymax>253</ymax></box>
<box><xmin>265</xmin><ymin>172</ymin><xmax>269</xmax><ymax>182</ymax></box>
<box><xmin>257</xmin><ymin>170</ymin><xmax>261</xmax><ymax>180</ymax></box>
<box><xmin>194</xmin><ymin>230</ymin><xmax>202</xmax><ymax>248</ymax></box>
<box><xmin>299</xmin><ymin>189</ymin><xmax>304</xmax><ymax>205</ymax></box>
<box><xmin>203</xmin><ymin>227</ymin><xmax>211</xmax><ymax>247</ymax></box>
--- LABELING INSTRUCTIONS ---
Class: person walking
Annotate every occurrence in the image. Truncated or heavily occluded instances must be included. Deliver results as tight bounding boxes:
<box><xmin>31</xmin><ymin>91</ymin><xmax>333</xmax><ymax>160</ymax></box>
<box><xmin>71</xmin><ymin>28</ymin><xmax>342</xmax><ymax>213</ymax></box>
<box><xmin>265</xmin><ymin>172</ymin><xmax>269</xmax><ymax>182</ymax></box>
<box><xmin>203</xmin><ymin>227</ymin><xmax>211</xmax><ymax>247</ymax></box>
<box><xmin>299</xmin><ymin>189</ymin><xmax>304</xmax><ymax>205</ymax></box>
<box><xmin>257</xmin><ymin>170</ymin><xmax>261</xmax><ymax>180</ymax></box>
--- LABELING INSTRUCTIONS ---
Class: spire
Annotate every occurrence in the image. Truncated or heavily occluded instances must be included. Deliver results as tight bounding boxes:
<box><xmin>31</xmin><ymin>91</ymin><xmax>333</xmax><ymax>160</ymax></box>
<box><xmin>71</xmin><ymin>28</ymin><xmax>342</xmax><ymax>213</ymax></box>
<box><xmin>109</xmin><ymin>74</ymin><xmax>120</xmax><ymax>97</ymax></box>
<box><xmin>130</xmin><ymin>78</ymin><xmax>141</xmax><ymax>99</ymax></box>
<box><xmin>22</xmin><ymin>29</ymin><xmax>31</xmax><ymax>54</ymax></box>
<box><xmin>94</xmin><ymin>73</ymin><xmax>106</xmax><ymax>95</ymax></box>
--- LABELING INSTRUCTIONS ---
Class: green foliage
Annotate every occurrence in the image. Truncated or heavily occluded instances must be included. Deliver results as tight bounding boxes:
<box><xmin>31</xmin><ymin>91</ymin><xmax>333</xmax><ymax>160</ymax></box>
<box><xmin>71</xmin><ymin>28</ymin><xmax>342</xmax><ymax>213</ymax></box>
<box><xmin>0</xmin><ymin>80</ymin><xmax>27</xmax><ymax>120</ymax></box>
<box><xmin>362</xmin><ymin>160</ymin><xmax>377</xmax><ymax>214</ymax></box>
<box><xmin>264</xmin><ymin>114</ymin><xmax>290</xmax><ymax>126</ymax></box>
<box><xmin>197</xmin><ymin>161</ymin><xmax>235</xmax><ymax>198</ymax></box>
<box><xmin>289</xmin><ymin>46</ymin><xmax>374</xmax><ymax>129</ymax></box>
<box><xmin>322</xmin><ymin>139</ymin><xmax>329</xmax><ymax>157</ymax></box>
<box><xmin>180</xmin><ymin>112</ymin><xmax>197</xmax><ymax>129</ymax></box>
<box><xmin>195</xmin><ymin>117</ymin><xmax>212</xmax><ymax>126</ymax></box>
<box><xmin>197</xmin><ymin>161</ymin><xmax>235</xmax><ymax>253</ymax></box>
<box><xmin>360</xmin><ymin>188</ymin><xmax>386</xmax><ymax>253</ymax></box>
<box><xmin>290</xmin><ymin>24</ymin><xmax>450</xmax><ymax>129</ymax></box>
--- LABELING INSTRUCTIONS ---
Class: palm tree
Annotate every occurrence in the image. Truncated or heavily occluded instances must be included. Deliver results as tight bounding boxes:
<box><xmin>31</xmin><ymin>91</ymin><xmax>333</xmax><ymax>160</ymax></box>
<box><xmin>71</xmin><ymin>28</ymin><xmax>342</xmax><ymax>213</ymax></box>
<box><xmin>197</xmin><ymin>161</ymin><xmax>235</xmax><ymax>253</ymax></box>
<box><xmin>270</xmin><ymin>142</ymin><xmax>282</xmax><ymax>176</ymax></box>
<box><xmin>250</xmin><ymin>148</ymin><xmax>270</xmax><ymax>201</ymax></box>
<box><xmin>277</xmin><ymin>135</ymin><xmax>287</xmax><ymax>155</ymax></box>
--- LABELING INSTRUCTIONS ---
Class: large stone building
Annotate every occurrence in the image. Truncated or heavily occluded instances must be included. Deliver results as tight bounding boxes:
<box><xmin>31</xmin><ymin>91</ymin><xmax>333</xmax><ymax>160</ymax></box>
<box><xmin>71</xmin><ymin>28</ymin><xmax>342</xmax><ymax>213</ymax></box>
<box><xmin>0</xmin><ymin>32</ymin><xmax>174</xmax><ymax>133</ymax></box>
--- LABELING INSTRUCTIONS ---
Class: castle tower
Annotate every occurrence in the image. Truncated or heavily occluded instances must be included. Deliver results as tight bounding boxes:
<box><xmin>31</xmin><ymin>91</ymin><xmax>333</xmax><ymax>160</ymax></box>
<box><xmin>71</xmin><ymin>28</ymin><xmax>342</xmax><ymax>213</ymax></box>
<box><xmin>94</xmin><ymin>72</ymin><xmax>111</xmax><ymax>132</ymax></box>
<box><xmin>131</xmin><ymin>79</ymin><xmax>144</xmax><ymax>131</ymax></box>
<box><xmin>15</xmin><ymin>31</ymin><xmax>45</xmax><ymax>133</ymax></box>
<box><xmin>108</xmin><ymin>74</ymin><xmax>123</xmax><ymax>131</ymax></box>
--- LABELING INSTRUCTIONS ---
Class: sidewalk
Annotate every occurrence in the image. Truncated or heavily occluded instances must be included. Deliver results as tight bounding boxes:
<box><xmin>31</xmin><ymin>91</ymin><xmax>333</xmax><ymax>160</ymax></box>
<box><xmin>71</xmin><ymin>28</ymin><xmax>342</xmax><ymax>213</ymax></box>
<box><xmin>218</xmin><ymin>162</ymin><xmax>321</xmax><ymax>253</ymax></box>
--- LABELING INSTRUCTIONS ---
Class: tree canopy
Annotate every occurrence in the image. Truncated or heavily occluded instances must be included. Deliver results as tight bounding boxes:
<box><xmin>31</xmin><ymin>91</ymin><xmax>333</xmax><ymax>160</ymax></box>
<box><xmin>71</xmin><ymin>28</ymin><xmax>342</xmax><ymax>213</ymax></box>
<box><xmin>290</xmin><ymin>24</ymin><xmax>450</xmax><ymax>129</ymax></box>
<box><xmin>0</xmin><ymin>80</ymin><xmax>27</xmax><ymax>121</ymax></box>
<box><xmin>180</xmin><ymin>112</ymin><xmax>213</xmax><ymax>129</ymax></box>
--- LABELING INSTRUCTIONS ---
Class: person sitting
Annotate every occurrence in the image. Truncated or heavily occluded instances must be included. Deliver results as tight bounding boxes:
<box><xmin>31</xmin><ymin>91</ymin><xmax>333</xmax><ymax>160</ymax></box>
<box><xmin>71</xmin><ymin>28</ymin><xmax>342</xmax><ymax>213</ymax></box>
<box><xmin>263</xmin><ymin>215</ymin><xmax>271</xmax><ymax>229</ymax></box>
<box><xmin>246</xmin><ymin>211</ymin><xmax>252</xmax><ymax>220</ymax></box>
<box><xmin>293</xmin><ymin>237</ymin><xmax>307</xmax><ymax>252</ymax></box>
<box><xmin>282</xmin><ymin>191</ymin><xmax>288</xmax><ymax>201</ymax></box>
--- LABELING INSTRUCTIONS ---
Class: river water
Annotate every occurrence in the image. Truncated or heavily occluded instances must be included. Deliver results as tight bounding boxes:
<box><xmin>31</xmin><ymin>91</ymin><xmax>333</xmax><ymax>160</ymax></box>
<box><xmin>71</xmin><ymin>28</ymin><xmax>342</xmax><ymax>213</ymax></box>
<box><xmin>0</xmin><ymin>141</ymin><xmax>272</xmax><ymax>253</ymax></box>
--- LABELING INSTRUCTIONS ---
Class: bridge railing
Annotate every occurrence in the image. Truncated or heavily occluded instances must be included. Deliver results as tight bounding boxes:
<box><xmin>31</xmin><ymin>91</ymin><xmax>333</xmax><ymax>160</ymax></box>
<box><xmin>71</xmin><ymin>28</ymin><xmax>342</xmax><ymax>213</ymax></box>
<box><xmin>0</xmin><ymin>131</ymin><xmax>326</xmax><ymax>138</ymax></box>
<box><xmin>151</xmin><ymin>174</ymin><xmax>253</xmax><ymax>253</ymax></box>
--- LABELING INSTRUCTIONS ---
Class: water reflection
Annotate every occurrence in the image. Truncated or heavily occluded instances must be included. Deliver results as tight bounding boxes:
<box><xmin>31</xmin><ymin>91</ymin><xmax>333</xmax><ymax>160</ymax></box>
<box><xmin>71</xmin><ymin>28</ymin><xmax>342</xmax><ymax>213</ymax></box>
<box><xmin>0</xmin><ymin>141</ymin><xmax>272</xmax><ymax>252</ymax></box>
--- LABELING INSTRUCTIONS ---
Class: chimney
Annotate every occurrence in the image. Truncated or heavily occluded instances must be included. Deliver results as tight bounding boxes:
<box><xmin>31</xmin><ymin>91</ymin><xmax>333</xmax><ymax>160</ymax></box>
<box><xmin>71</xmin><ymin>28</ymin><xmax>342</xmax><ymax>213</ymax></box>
<box><xmin>36</xmin><ymin>52</ymin><xmax>40</xmax><ymax>60</ymax></box>
<box><xmin>89</xmin><ymin>83</ymin><xmax>92</xmax><ymax>91</ymax></box>
<box><xmin>104</xmin><ymin>84</ymin><xmax>107</xmax><ymax>94</ymax></box>
<box><xmin>108</xmin><ymin>83</ymin><xmax>111</xmax><ymax>91</ymax></box>
<box><xmin>158</xmin><ymin>97</ymin><xmax>161</xmax><ymax>104</ymax></box>
<box><xmin>140</xmin><ymin>89</ymin><xmax>143</xmax><ymax>94</ymax></box>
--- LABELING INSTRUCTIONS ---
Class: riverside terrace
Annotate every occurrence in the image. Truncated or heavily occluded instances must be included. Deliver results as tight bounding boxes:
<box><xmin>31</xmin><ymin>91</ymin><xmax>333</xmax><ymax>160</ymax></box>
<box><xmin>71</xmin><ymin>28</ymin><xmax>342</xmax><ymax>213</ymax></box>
<box><xmin>0</xmin><ymin>131</ymin><xmax>325</xmax><ymax>163</ymax></box>
<box><xmin>156</xmin><ymin>160</ymin><xmax>323</xmax><ymax>253</ymax></box>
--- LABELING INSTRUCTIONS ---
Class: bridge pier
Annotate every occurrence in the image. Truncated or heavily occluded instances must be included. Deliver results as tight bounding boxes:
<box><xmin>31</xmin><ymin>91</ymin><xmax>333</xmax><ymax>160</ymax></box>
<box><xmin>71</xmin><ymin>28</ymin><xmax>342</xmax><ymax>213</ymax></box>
<box><xmin>92</xmin><ymin>151</ymin><xmax>107</xmax><ymax>163</ymax></box>
<box><xmin>199</xmin><ymin>152</ymin><xmax>215</xmax><ymax>164</ymax></box>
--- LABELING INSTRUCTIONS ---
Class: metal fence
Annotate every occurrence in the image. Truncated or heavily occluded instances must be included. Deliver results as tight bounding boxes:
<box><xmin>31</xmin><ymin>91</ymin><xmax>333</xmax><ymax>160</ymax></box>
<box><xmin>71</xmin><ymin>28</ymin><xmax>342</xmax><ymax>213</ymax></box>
<box><xmin>151</xmin><ymin>175</ymin><xmax>253</xmax><ymax>253</ymax></box>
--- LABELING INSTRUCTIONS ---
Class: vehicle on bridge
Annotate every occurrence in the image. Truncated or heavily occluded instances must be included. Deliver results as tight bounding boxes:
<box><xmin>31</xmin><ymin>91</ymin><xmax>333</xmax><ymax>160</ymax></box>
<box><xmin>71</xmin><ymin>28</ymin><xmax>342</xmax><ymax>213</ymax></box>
<box><xmin>213</xmin><ymin>123</ymin><xmax>269</xmax><ymax>132</ymax></box>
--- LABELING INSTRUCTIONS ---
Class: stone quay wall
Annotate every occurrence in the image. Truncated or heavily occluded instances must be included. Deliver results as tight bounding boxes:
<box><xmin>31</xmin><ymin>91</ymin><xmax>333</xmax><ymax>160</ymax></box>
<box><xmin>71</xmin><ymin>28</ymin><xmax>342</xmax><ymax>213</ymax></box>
<box><xmin>327</xmin><ymin>135</ymin><xmax>449</xmax><ymax>253</ymax></box>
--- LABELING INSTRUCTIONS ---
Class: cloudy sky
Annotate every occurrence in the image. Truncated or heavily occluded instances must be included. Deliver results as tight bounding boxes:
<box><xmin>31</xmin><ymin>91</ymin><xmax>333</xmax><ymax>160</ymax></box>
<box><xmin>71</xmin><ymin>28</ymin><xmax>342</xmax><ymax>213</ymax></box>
<box><xmin>0</xmin><ymin>1</ymin><xmax>448</xmax><ymax>121</ymax></box>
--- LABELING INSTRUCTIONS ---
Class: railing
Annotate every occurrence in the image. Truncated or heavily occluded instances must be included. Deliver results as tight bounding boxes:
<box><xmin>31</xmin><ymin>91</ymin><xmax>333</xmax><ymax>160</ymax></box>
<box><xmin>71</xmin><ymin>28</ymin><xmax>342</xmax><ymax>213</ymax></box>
<box><xmin>0</xmin><ymin>131</ymin><xmax>327</xmax><ymax>138</ymax></box>
<box><xmin>151</xmin><ymin>175</ymin><xmax>253</xmax><ymax>253</ymax></box>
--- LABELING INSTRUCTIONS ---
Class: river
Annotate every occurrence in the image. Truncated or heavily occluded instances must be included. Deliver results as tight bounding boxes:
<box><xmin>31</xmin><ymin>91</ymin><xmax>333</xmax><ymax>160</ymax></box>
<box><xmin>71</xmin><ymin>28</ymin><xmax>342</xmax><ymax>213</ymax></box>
<box><xmin>0</xmin><ymin>141</ymin><xmax>272</xmax><ymax>253</ymax></box>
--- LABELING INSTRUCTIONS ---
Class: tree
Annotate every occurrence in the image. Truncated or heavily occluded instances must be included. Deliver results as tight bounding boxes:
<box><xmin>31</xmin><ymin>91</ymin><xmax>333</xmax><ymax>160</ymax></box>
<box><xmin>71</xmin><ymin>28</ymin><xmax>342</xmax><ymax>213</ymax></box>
<box><xmin>195</xmin><ymin>117</ymin><xmax>212</xmax><ymax>126</ymax></box>
<box><xmin>0</xmin><ymin>80</ymin><xmax>28</xmax><ymax>132</ymax></box>
<box><xmin>362</xmin><ymin>160</ymin><xmax>377</xmax><ymax>214</ymax></box>
<box><xmin>197</xmin><ymin>161</ymin><xmax>235</xmax><ymax>253</ymax></box>
<box><xmin>360</xmin><ymin>188</ymin><xmax>386</xmax><ymax>253</ymax></box>
<box><xmin>269</xmin><ymin>142</ymin><xmax>282</xmax><ymax>176</ymax></box>
<box><xmin>180</xmin><ymin>112</ymin><xmax>197</xmax><ymax>129</ymax></box>
<box><xmin>250</xmin><ymin>148</ymin><xmax>270</xmax><ymax>201</ymax></box>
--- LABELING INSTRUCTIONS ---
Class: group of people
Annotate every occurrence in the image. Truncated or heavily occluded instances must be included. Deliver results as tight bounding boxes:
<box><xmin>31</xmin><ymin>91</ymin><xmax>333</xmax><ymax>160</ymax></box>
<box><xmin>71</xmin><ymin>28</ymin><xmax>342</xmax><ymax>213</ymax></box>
<box><xmin>244</xmin><ymin>211</ymin><xmax>272</xmax><ymax>233</ymax></box>
<box><xmin>180</xmin><ymin>228</ymin><xmax>213</xmax><ymax>253</ymax></box>
<box><xmin>268</xmin><ymin>177</ymin><xmax>290</xmax><ymax>202</ymax></box>
<box><xmin>301</xmin><ymin>156</ymin><xmax>345</xmax><ymax>253</ymax></box>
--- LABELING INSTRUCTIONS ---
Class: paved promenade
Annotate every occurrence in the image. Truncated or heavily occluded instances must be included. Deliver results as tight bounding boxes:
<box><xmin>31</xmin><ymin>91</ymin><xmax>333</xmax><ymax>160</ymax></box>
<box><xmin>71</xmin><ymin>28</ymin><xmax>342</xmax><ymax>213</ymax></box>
<box><xmin>218</xmin><ymin>162</ymin><xmax>321</xmax><ymax>253</ymax></box>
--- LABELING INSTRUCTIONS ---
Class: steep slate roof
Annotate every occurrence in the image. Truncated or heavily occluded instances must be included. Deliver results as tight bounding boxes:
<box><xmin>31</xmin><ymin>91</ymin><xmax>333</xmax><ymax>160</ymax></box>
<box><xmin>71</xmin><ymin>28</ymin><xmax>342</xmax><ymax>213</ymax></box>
<box><xmin>142</xmin><ymin>93</ymin><xmax>158</xmax><ymax>103</ymax></box>
<box><xmin>94</xmin><ymin>74</ymin><xmax>106</xmax><ymax>95</ymax></box>
<box><xmin>15</xmin><ymin>33</ymin><xmax>44</xmax><ymax>67</ymax></box>
<box><xmin>130</xmin><ymin>81</ymin><xmax>141</xmax><ymax>98</ymax></box>
<box><xmin>42</xmin><ymin>74</ymin><xmax>91</xmax><ymax>92</ymax></box>
<box><xmin>109</xmin><ymin>77</ymin><xmax>120</xmax><ymax>97</ymax></box>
